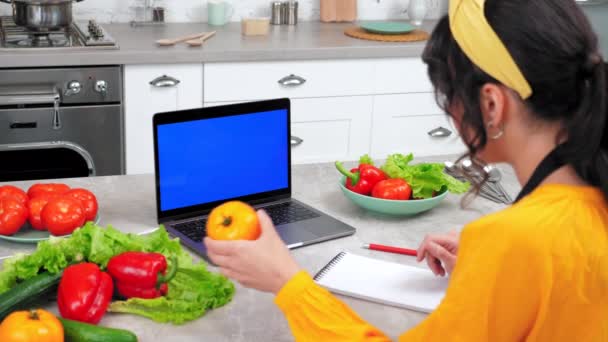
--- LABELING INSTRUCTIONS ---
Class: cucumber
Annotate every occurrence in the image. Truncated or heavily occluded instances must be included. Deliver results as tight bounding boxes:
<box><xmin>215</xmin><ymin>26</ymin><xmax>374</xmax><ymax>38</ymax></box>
<box><xmin>0</xmin><ymin>271</ymin><xmax>62</xmax><ymax>321</ymax></box>
<box><xmin>60</xmin><ymin>318</ymin><xmax>138</xmax><ymax>342</ymax></box>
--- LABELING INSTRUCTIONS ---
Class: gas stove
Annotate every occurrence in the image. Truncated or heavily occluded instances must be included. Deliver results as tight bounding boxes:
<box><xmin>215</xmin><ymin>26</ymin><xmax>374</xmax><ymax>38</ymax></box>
<box><xmin>0</xmin><ymin>17</ymin><xmax>118</xmax><ymax>51</ymax></box>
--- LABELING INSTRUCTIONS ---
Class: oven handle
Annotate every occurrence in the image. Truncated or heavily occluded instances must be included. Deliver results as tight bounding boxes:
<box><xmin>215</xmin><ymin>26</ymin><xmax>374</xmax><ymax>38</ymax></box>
<box><xmin>0</xmin><ymin>88</ymin><xmax>60</xmax><ymax>106</ymax></box>
<box><xmin>0</xmin><ymin>87</ymin><xmax>62</xmax><ymax>129</ymax></box>
<box><xmin>0</xmin><ymin>141</ymin><xmax>96</xmax><ymax>177</ymax></box>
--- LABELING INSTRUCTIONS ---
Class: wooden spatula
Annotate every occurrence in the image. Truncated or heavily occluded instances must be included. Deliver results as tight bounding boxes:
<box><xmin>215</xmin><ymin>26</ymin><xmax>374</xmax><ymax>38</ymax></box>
<box><xmin>156</xmin><ymin>32</ymin><xmax>210</xmax><ymax>46</ymax></box>
<box><xmin>185</xmin><ymin>31</ymin><xmax>217</xmax><ymax>47</ymax></box>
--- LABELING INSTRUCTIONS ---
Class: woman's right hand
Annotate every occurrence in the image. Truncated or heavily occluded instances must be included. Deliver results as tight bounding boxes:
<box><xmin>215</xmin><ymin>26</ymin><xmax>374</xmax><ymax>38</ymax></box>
<box><xmin>416</xmin><ymin>230</ymin><xmax>460</xmax><ymax>276</ymax></box>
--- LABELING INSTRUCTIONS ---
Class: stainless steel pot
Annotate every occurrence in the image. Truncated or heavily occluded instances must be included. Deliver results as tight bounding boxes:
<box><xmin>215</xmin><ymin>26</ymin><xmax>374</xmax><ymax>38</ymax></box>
<box><xmin>0</xmin><ymin>0</ymin><xmax>84</xmax><ymax>31</ymax></box>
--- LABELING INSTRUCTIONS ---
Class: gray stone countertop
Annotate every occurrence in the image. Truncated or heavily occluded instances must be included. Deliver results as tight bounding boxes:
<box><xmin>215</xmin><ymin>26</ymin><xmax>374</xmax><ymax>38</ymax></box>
<box><xmin>0</xmin><ymin>155</ymin><xmax>520</xmax><ymax>341</ymax></box>
<box><xmin>0</xmin><ymin>21</ymin><xmax>437</xmax><ymax>68</ymax></box>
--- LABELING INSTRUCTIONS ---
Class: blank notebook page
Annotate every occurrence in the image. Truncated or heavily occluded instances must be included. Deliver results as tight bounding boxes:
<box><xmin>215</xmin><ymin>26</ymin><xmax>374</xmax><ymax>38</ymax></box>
<box><xmin>314</xmin><ymin>252</ymin><xmax>449</xmax><ymax>313</ymax></box>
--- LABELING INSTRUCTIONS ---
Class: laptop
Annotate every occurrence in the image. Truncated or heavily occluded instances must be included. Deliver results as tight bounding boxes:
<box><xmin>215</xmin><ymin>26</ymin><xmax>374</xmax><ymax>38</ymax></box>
<box><xmin>152</xmin><ymin>98</ymin><xmax>356</xmax><ymax>260</ymax></box>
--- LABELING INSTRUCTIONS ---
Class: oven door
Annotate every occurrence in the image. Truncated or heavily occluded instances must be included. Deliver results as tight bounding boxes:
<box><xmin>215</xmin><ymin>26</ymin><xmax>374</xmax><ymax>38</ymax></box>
<box><xmin>0</xmin><ymin>104</ymin><xmax>124</xmax><ymax>182</ymax></box>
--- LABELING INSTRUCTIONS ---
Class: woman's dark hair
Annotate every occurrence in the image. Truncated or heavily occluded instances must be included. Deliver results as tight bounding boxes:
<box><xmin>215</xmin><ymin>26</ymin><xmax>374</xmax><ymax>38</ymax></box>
<box><xmin>423</xmin><ymin>0</ymin><xmax>608</xmax><ymax>201</ymax></box>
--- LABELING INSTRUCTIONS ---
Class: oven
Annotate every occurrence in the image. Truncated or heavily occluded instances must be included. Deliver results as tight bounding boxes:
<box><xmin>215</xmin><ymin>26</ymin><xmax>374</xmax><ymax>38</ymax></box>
<box><xmin>0</xmin><ymin>66</ymin><xmax>124</xmax><ymax>181</ymax></box>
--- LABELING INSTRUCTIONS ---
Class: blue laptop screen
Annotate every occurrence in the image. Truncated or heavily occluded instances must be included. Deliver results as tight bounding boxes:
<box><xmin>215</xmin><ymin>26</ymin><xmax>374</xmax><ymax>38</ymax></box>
<box><xmin>156</xmin><ymin>109</ymin><xmax>289</xmax><ymax>211</ymax></box>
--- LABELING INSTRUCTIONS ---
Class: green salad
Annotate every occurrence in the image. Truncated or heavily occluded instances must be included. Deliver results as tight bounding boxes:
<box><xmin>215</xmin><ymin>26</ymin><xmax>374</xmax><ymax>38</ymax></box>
<box><xmin>371</xmin><ymin>153</ymin><xmax>470</xmax><ymax>199</ymax></box>
<box><xmin>0</xmin><ymin>223</ymin><xmax>235</xmax><ymax>324</ymax></box>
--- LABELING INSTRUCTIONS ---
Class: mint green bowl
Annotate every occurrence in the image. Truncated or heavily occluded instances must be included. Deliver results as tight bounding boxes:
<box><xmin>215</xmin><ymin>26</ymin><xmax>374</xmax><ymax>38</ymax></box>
<box><xmin>339</xmin><ymin>177</ymin><xmax>448</xmax><ymax>216</ymax></box>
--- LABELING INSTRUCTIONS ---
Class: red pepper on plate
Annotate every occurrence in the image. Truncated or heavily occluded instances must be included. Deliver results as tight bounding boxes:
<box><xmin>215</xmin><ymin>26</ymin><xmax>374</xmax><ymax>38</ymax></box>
<box><xmin>107</xmin><ymin>252</ymin><xmax>178</xmax><ymax>299</ymax></box>
<box><xmin>335</xmin><ymin>161</ymin><xmax>387</xmax><ymax>195</ymax></box>
<box><xmin>57</xmin><ymin>263</ymin><xmax>113</xmax><ymax>324</ymax></box>
<box><xmin>372</xmin><ymin>178</ymin><xmax>413</xmax><ymax>200</ymax></box>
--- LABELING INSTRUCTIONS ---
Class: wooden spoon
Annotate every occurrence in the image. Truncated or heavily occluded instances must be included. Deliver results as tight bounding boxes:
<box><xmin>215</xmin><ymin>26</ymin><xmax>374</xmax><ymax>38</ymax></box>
<box><xmin>156</xmin><ymin>32</ymin><xmax>210</xmax><ymax>46</ymax></box>
<box><xmin>185</xmin><ymin>31</ymin><xmax>217</xmax><ymax>47</ymax></box>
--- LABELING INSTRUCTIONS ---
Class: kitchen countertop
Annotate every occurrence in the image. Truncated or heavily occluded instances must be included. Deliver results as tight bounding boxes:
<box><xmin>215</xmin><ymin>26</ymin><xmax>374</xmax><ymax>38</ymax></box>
<box><xmin>0</xmin><ymin>21</ymin><xmax>438</xmax><ymax>68</ymax></box>
<box><xmin>0</xmin><ymin>156</ymin><xmax>520</xmax><ymax>341</ymax></box>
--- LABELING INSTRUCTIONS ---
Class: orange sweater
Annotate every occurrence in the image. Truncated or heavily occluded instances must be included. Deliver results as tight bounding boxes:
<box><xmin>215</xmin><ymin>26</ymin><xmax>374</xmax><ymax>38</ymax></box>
<box><xmin>275</xmin><ymin>184</ymin><xmax>608</xmax><ymax>341</ymax></box>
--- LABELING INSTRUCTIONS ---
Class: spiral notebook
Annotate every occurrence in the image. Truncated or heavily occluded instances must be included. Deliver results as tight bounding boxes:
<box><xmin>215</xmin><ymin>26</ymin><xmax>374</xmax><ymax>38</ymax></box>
<box><xmin>313</xmin><ymin>252</ymin><xmax>449</xmax><ymax>313</ymax></box>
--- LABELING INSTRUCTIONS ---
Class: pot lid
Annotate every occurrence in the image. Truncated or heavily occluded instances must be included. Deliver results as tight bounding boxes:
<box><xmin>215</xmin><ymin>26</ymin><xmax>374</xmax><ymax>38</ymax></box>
<box><xmin>12</xmin><ymin>0</ymin><xmax>73</xmax><ymax>4</ymax></box>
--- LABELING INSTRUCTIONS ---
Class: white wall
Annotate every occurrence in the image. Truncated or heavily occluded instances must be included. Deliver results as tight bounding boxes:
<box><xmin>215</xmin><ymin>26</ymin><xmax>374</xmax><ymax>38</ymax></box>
<box><xmin>0</xmin><ymin>0</ymin><xmax>448</xmax><ymax>23</ymax></box>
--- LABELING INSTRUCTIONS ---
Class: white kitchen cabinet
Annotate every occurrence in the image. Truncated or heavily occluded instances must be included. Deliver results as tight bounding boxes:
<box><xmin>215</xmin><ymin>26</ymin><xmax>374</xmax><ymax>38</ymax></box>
<box><xmin>204</xmin><ymin>60</ymin><xmax>376</xmax><ymax>102</ymax></box>
<box><xmin>290</xmin><ymin>97</ymin><xmax>372</xmax><ymax>164</ymax></box>
<box><xmin>124</xmin><ymin>64</ymin><xmax>203</xmax><ymax>174</ymax></box>
<box><xmin>204</xmin><ymin>96</ymin><xmax>373</xmax><ymax>164</ymax></box>
<box><xmin>202</xmin><ymin>57</ymin><xmax>455</xmax><ymax>163</ymax></box>
<box><xmin>371</xmin><ymin>94</ymin><xmax>466</xmax><ymax>157</ymax></box>
<box><xmin>373</xmin><ymin>58</ymin><xmax>434</xmax><ymax>94</ymax></box>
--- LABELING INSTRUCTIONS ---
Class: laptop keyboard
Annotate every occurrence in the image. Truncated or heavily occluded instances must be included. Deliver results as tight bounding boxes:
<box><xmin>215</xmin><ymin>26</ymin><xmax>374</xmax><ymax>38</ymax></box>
<box><xmin>172</xmin><ymin>202</ymin><xmax>320</xmax><ymax>243</ymax></box>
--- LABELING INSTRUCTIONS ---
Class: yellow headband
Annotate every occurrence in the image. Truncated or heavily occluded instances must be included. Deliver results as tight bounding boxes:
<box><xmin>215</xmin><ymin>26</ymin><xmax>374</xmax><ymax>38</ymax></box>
<box><xmin>449</xmin><ymin>0</ymin><xmax>533</xmax><ymax>99</ymax></box>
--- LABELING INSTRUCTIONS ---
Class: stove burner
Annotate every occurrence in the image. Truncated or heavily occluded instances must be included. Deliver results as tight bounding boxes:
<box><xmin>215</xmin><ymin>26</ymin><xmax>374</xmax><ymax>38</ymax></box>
<box><xmin>15</xmin><ymin>32</ymin><xmax>70</xmax><ymax>47</ymax></box>
<box><xmin>0</xmin><ymin>16</ymin><xmax>117</xmax><ymax>50</ymax></box>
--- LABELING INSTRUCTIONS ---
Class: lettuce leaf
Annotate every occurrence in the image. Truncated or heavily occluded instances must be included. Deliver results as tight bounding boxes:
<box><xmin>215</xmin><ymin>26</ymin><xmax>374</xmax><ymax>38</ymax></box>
<box><xmin>109</xmin><ymin>263</ymin><xmax>235</xmax><ymax>324</ymax></box>
<box><xmin>359</xmin><ymin>154</ymin><xmax>375</xmax><ymax>166</ymax></box>
<box><xmin>380</xmin><ymin>153</ymin><xmax>470</xmax><ymax>199</ymax></box>
<box><xmin>0</xmin><ymin>223</ymin><xmax>235</xmax><ymax>324</ymax></box>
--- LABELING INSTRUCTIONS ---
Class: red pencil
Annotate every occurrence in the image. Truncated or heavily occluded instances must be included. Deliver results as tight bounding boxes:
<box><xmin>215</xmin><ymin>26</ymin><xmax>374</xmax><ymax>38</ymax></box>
<box><xmin>362</xmin><ymin>243</ymin><xmax>418</xmax><ymax>257</ymax></box>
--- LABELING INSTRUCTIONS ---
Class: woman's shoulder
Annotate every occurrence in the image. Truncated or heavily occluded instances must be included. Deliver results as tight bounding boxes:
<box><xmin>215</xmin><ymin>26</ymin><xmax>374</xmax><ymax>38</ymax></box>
<box><xmin>462</xmin><ymin>183</ymin><xmax>608</xmax><ymax>252</ymax></box>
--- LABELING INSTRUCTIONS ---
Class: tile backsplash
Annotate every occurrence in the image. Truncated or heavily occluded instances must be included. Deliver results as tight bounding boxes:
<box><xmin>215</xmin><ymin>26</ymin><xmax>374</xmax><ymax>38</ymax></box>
<box><xmin>0</xmin><ymin>0</ymin><xmax>448</xmax><ymax>23</ymax></box>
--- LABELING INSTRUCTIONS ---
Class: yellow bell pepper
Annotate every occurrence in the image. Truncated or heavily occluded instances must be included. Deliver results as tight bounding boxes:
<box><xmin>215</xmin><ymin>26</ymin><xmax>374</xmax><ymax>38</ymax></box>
<box><xmin>0</xmin><ymin>309</ymin><xmax>64</xmax><ymax>342</ymax></box>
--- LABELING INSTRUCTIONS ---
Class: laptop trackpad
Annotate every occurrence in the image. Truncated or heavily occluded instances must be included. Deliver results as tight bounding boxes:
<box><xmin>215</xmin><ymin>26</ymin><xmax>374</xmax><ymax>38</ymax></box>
<box><xmin>277</xmin><ymin>225</ymin><xmax>317</xmax><ymax>245</ymax></box>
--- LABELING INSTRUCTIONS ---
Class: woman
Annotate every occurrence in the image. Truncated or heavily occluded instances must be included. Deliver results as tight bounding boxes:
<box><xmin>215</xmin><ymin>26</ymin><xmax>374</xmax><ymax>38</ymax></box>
<box><xmin>204</xmin><ymin>0</ymin><xmax>608</xmax><ymax>340</ymax></box>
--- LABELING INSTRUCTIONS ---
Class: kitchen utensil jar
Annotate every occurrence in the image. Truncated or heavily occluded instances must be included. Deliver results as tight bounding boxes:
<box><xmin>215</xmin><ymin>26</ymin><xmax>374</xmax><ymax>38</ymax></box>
<box><xmin>0</xmin><ymin>0</ymin><xmax>84</xmax><ymax>31</ymax></box>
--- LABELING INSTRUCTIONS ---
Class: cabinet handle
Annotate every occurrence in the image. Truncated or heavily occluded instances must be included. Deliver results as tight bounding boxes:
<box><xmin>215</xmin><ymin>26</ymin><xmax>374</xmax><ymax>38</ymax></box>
<box><xmin>427</xmin><ymin>126</ymin><xmax>452</xmax><ymax>138</ymax></box>
<box><xmin>291</xmin><ymin>136</ymin><xmax>304</xmax><ymax>146</ymax></box>
<box><xmin>149</xmin><ymin>75</ymin><xmax>181</xmax><ymax>88</ymax></box>
<box><xmin>278</xmin><ymin>74</ymin><xmax>307</xmax><ymax>87</ymax></box>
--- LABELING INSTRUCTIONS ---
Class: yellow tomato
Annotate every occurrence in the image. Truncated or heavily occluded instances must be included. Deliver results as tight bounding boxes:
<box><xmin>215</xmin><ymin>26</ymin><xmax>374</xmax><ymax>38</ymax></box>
<box><xmin>206</xmin><ymin>201</ymin><xmax>261</xmax><ymax>241</ymax></box>
<box><xmin>0</xmin><ymin>309</ymin><xmax>64</xmax><ymax>342</ymax></box>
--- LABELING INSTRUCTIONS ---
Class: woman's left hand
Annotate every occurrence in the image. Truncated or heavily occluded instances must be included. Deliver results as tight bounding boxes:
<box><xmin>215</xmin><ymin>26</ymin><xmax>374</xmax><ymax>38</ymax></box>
<box><xmin>204</xmin><ymin>210</ymin><xmax>302</xmax><ymax>294</ymax></box>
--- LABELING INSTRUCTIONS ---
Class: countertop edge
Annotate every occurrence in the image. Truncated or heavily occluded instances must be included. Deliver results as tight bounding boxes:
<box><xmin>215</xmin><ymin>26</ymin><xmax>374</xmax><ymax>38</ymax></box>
<box><xmin>0</xmin><ymin>21</ymin><xmax>437</xmax><ymax>68</ymax></box>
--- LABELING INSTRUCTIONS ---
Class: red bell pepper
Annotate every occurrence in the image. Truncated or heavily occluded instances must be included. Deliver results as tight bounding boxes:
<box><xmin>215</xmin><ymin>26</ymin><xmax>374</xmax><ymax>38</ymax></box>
<box><xmin>371</xmin><ymin>178</ymin><xmax>413</xmax><ymax>200</ymax></box>
<box><xmin>57</xmin><ymin>263</ymin><xmax>113</xmax><ymax>324</ymax></box>
<box><xmin>335</xmin><ymin>161</ymin><xmax>387</xmax><ymax>195</ymax></box>
<box><xmin>107</xmin><ymin>252</ymin><xmax>177</xmax><ymax>299</ymax></box>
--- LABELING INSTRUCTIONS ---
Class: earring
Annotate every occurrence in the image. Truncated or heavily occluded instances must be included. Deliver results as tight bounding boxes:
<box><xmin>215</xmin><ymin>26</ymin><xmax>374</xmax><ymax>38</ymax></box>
<box><xmin>487</xmin><ymin>123</ymin><xmax>504</xmax><ymax>140</ymax></box>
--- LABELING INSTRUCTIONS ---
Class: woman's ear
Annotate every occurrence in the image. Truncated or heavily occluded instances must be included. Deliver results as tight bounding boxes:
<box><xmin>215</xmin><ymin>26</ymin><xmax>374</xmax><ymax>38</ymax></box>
<box><xmin>479</xmin><ymin>83</ymin><xmax>508</xmax><ymax>137</ymax></box>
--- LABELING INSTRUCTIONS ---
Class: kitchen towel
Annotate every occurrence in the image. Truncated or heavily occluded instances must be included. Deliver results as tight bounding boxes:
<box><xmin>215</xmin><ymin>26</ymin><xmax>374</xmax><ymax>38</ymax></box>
<box><xmin>314</xmin><ymin>252</ymin><xmax>449</xmax><ymax>313</ymax></box>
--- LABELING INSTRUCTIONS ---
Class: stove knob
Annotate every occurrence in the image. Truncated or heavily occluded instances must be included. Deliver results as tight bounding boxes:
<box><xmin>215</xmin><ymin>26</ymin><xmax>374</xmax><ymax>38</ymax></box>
<box><xmin>64</xmin><ymin>81</ymin><xmax>82</xmax><ymax>96</ymax></box>
<box><xmin>95</xmin><ymin>80</ymin><xmax>108</xmax><ymax>94</ymax></box>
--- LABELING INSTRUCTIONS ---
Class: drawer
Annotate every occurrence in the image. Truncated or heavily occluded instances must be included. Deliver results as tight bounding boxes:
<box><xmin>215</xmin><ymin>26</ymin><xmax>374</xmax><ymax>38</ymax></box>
<box><xmin>204</xmin><ymin>60</ymin><xmax>376</xmax><ymax>102</ymax></box>
<box><xmin>374</xmin><ymin>92</ymin><xmax>443</xmax><ymax>117</ymax></box>
<box><xmin>371</xmin><ymin>94</ymin><xmax>466</xmax><ymax>157</ymax></box>
<box><xmin>204</xmin><ymin>97</ymin><xmax>372</xmax><ymax>164</ymax></box>
<box><xmin>373</xmin><ymin>58</ymin><xmax>434</xmax><ymax>94</ymax></box>
<box><xmin>291</xmin><ymin>96</ymin><xmax>373</xmax><ymax>164</ymax></box>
